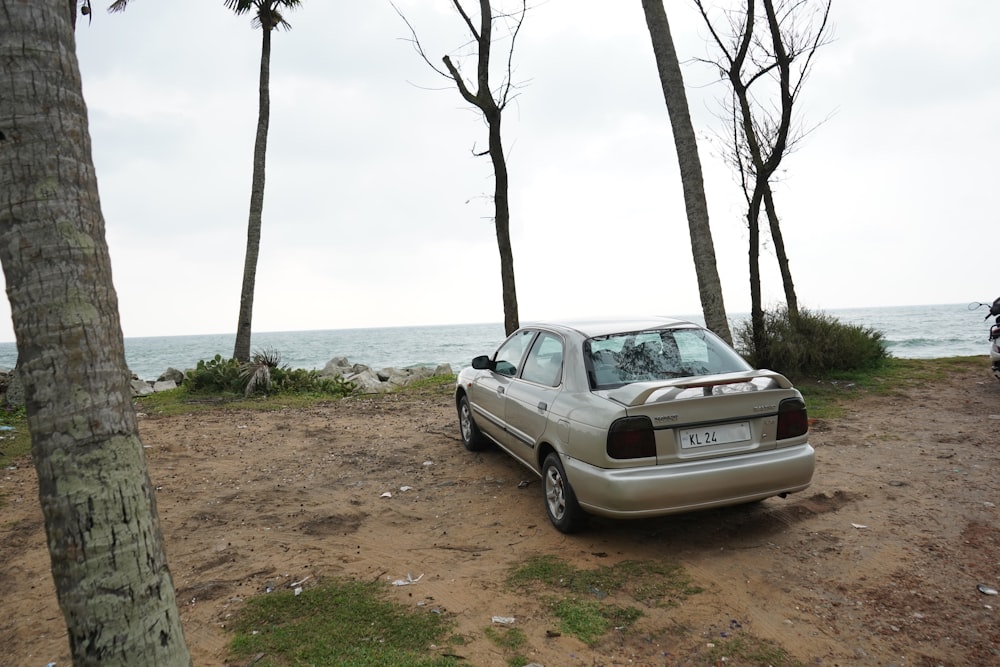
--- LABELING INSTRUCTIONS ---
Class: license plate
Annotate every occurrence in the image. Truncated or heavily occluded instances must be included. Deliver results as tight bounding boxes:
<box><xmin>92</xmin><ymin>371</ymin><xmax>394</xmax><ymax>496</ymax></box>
<box><xmin>679</xmin><ymin>422</ymin><xmax>751</xmax><ymax>448</ymax></box>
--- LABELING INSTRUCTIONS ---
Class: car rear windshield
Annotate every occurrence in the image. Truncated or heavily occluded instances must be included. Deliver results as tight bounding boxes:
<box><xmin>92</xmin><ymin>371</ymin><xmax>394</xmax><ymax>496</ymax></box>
<box><xmin>584</xmin><ymin>327</ymin><xmax>752</xmax><ymax>389</ymax></box>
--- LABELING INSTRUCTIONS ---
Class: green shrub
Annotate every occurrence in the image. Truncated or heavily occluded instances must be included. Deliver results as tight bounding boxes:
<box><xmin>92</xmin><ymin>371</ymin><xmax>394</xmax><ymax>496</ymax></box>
<box><xmin>184</xmin><ymin>349</ymin><xmax>356</xmax><ymax>398</ymax></box>
<box><xmin>185</xmin><ymin>354</ymin><xmax>244</xmax><ymax>394</ymax></box>
<box><xmin>734</xmin><ymin>306</ymin><xmax>888</xmax><ymax>376</ymax></box>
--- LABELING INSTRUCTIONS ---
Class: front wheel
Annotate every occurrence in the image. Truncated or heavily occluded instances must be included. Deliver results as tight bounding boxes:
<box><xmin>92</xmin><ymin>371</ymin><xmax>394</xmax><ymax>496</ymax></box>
<box><xmin>542</xmin><ymin>453</ymin><xmax>586</xmax><ymax>533</ymax></box>
<box><xmin>458</xmin><ymin>394</ymin><xmax>487</xmax><ymax>451</ymax></box>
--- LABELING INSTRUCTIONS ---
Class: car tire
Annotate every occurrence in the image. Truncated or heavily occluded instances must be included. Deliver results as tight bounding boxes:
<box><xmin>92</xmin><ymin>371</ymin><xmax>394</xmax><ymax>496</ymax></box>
<box><xmin>458</xmin><ymin>394</ymin><xmax>487</xmax><ymax>451</ymax></box>
<box><xmin>542</xmin><ymin>452</ymin><xmax>586</xmax><ymax>533</ymax></box>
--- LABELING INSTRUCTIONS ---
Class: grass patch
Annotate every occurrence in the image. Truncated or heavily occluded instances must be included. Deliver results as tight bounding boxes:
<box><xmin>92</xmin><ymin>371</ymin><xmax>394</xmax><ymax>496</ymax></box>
<box><xmin>0</xmin><ymin>407</ymin><xmax>30</xmax><ymax>472</ymax></box>
<box><xmin>228</xmin><ymin>578</ymin><xmax>461</xmax><ymax>667</ymax></box>
<box><xmin>704</xmin><ymin>635</ymin><xmax>805</xmax><ymax>666</ymax></box>
<box><xmin>404</xmin><ymin>373</ymin><xmax>457</xmax><ymax>392</ymax></box>
<box><xmin>482</xmin><ymin>625</ymin><xmax>526</xmax><ymax>651</ymax></box>
<box><xmin>135</xmin><ymin>373</ymin><xmax>457</xmax><ymax>418</ymax></box>
<box><xmin>793</xmin><ymin>356</ymin><xmax>982</xmax><ymax>419</ymax></box>
<box><xmin>508</xmin><ymin>554</ymin><xmax>701</xmax><ymax>606</ymax></box>
<box><xmin>508</xmin><ymin>555</ymin><xmax>700</xmax><ymax>646</ymax></box>
<box><xmin>134</xmin><ymin>385</ymin><xmax>350</xmax><ymax>417</ymax></box>
<box><xmin>552</xmin><ymin>597</ymin><xmax>643</xmax><ymax>646</ymax></box>
<box><xmin>483</xmin><ymin>624</ymin><xmax>531</xmax><ymax>665</ymax></box>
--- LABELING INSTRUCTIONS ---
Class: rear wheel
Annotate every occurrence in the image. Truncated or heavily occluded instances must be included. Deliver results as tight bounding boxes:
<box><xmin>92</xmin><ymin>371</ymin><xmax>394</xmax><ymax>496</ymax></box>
<box><xmin>458</xmin><ymin>394</ymin><xmax>487</xmax><ymax>451</ymax></box>
<box><xmin>542</xmin><ymin>452</ymin><xmax>586</xmax><ymax>533</ymax></box>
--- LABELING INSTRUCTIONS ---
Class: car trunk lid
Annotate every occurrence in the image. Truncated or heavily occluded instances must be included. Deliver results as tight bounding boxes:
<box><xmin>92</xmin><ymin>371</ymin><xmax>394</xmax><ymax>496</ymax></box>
<box><xmin>600</xmin><ymin>370</ymin><xmax>802</xmax><ymax>464</ymax></box>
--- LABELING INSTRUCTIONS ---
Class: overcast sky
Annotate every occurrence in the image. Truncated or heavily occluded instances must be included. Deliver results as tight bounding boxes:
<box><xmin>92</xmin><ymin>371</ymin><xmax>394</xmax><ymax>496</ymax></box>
<box><xmin>6</xmin><ymin>1</ymin><xmax>997</xmax><ymax>342</ymax></box>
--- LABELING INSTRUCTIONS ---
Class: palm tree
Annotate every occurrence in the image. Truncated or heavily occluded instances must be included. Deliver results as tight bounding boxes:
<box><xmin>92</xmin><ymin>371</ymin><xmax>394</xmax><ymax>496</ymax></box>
<box><xmin>227</xmin><ymin>0</ymin><xmax>302</xmax><ymax>361</ymax></box>
<box><xmin>108</xmin><ymin>1</ymin><xmax>301</xmax><ymax>363</ymax></box>
<box><xmin>1</xmin><ymin>1</ymin><xmax>191</xmax><ymax>663</ymax></box>
<box><xmin>640</xmin><ymin>0</ymin><xmax>733</xmax><ymax>344</ymax></box>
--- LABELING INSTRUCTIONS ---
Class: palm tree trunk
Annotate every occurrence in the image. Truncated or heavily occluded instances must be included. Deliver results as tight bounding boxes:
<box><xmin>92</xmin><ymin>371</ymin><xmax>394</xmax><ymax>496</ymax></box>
<box><xmin>641</xmin><ymin>0</ymin><xmax>732</xmax><ymax>344</ymax></box>
<box><xmin>0</xmin><ymin>2</ymin><xmax>191</xmax><ymax>663</ymax></box>
<box><xmin>234</xmin><ymin>24</ymin><xmax>272</xmax><ymax>362</ymax></box>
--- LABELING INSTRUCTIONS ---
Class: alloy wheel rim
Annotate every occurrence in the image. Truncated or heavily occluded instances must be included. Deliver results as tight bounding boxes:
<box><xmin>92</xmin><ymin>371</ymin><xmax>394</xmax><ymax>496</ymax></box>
<box><xmin>460</xmin><ymin>404</ymin><xmax>472</xmax><ymax>441</ymax></box>
<box><xmin>545</xmin><ymin>466</ymin><xmax>565</xmax><ymax>520</ymax></box>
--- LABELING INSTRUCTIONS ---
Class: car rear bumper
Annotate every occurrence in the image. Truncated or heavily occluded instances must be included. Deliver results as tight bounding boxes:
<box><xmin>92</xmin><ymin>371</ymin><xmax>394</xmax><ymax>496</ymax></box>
<box><xmin>565</xmin><ymin>443</ymin><xmax>815</xmax><ymax>519</ymax></box>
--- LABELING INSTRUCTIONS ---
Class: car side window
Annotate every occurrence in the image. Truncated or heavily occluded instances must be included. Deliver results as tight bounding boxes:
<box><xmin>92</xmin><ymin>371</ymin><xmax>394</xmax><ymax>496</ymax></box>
<box><xmin>520</xmin><ymin>332</ymin><xmax>564</xmax><ymax>387</ymax></box>
<box><xmin>493</xmin><ymin>330</ymin><xmax>536</xmax><ymax>377</ymax></box>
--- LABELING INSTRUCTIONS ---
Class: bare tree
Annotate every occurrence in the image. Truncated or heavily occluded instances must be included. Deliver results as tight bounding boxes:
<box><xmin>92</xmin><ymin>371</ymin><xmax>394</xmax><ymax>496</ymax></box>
<box><xmin>641</xmin><ymin>0</ymin><xmax>733</xmax><ymax>345</ymax></box>
<box><xmin>694</xmin><ymin>0</ymin><xmax>832</xmax><ymax>364</ymax></box>
<box><xmin>0</xmin><ymin>1</ymin><xmax>192</xmax><ymax>663</ymax></box>
<box><xmin>395</xmin><ymin>0</ymin><xmax>525</xmax><ymax>336</ymax></box>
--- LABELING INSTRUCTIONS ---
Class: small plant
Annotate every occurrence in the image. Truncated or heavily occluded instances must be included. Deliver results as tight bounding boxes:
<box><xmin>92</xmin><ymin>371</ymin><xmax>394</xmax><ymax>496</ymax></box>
<box><xmin>240</xmin><ymin>346</ymin><xmax>282</xmax><ymax>396</ymax></box>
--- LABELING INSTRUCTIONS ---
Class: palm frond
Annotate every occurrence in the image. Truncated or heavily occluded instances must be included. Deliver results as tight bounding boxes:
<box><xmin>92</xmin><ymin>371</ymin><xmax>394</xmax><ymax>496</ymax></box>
<box><xmin>239</xmin><ymin>346</ymin><xmax>283</xmax><ymax>396</ymax></box>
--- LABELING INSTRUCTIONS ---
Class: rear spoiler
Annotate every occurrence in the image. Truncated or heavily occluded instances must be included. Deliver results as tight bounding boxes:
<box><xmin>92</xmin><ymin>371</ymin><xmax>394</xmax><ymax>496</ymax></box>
<box><xmin>607</xmin><ymin>370</ymin><xmax>793</xmax><ymax>407</ymax></box>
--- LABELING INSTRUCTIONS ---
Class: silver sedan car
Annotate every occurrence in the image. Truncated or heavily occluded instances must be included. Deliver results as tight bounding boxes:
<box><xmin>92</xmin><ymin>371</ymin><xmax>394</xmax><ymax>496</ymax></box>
<box><xmin>455</xmin><ymin>318</ymin><xmax>815</xmax><ymax>533</ymax></box>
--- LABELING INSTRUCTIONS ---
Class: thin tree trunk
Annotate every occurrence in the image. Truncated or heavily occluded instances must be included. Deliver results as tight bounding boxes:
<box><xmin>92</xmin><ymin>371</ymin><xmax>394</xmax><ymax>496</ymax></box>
<box><xmin>441</xmin><ymin>0</ymin><xmax>520</xmax><ymax>335</ymax></box>
<box><xmin>641</xmin><ymin>0</ymin><xmax>732</xmax><ymax>344</ymax></box>
<box><xmin>234</xmin><ymin>24</ymin><xmax>273</xmax><ymax>362</ymax></box>
<box><xmin>488</xmin><ymin>110</ymin><xmax>519</xmax><ymax>335</ymax></box>
<box><xmin>762</xmin><ymin>184</ymin><xmax>798</xmax><ymax>321</ymax></box>
<box><xmin>748</xmin><ymin>189</ymin><xmax>768</xmax><ymax>368</ymax></box>
<box><xmin>0</xmin><ymin>2</ymin><xmax>191</xmax><ymax>663</ymax></box>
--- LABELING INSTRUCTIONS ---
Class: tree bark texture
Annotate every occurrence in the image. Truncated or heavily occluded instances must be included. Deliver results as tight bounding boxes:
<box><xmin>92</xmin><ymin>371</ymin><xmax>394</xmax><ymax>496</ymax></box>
<box><xmin>748</xmin><ymin>189</ymin><xmax>768</xmax><ymax>368</ymax></box>
<box><xmin>488</xmin><ymin>109</ymin><xmax>519</xmax><ymax>336</ymax></box>
<box><xmin>763</xmin><ymin>184</ymin><xmax>798</xmax><ymax>322</ymax></box>
<box><xmin>0</xmin><ymin>1</ymin><xmax>192</xmax><ymax>664</ymax></box>
<box><xmin>233</xmin><ymin>22</ymin><xmax>272</xmax><ymax>362</ymax></box>
<box><xmin>640</xmin><ymin>0</ymin><xmax>732</xmax><ymax>345</ymax></box>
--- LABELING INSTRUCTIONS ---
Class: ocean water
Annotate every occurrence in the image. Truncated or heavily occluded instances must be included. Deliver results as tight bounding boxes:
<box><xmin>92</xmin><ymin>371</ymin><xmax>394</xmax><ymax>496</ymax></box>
<box><xmin>0</xmin><ymin>304</ymin><xmax>992</xmax><ymax>380</ymax></box>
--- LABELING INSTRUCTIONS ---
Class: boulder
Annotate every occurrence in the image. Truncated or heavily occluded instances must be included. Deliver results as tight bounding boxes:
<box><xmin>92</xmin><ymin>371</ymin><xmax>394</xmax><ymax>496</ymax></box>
<box><xmin>153</xmin><ymin>379</ymin><xmax>178</xmax><ymax>392</ymax></box>
<box><xmin>130</xmin><ymin>379</ymin><xmax>154</xmax><ymax>396</ymax></box>
<box><xmin>346</xmin><ymin>368</ymin><xmax>387</xmax><ymax>393</ymax></box>
<box><xmin>319</xmin><ymin>357</ymin><xmax>455</xmax><ymax>394</ymax></box>
<box><xmin>157</xmin><ymin>367</ymin><xmax>185</xmax><ymax>384</ymax></box>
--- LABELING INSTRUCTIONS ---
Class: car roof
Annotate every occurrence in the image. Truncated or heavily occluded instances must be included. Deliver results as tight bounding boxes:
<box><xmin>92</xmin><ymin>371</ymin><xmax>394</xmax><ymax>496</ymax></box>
<box><xmin>524</xmin><ymin>317</ymin><xmax>698</xmax><ymax>339</ymax></box>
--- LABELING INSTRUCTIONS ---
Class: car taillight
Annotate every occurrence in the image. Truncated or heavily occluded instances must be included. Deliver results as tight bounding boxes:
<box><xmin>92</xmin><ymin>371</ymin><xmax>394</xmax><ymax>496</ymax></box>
<box><xmin>776</xmin><ymin>398</ymin><xmax>808</xmax><ymax>440</ymax></box>
<box><xmin>607</xmin><ymin>416</ymin><xmax>655</xmax><ymax>459</ymax></box>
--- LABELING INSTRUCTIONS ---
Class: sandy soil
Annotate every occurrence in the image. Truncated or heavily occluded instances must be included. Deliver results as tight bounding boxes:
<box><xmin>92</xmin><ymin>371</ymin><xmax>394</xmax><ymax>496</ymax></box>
<box><xmin>2</xmin><ymin>362</ymin><xmax>999</xmax><ymax>666</ymax></box>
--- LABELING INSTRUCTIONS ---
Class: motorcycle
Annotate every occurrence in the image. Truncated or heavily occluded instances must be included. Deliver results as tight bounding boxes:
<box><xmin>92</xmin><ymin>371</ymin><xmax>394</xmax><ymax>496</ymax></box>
<box><xmin>971</xmin><ymin>297</ymin><xmax>1000</xmax><ymax>381</ymax></box>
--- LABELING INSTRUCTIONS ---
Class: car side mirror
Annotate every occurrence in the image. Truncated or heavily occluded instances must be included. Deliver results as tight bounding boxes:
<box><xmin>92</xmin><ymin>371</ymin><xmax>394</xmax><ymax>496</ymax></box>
<box><xmin>471</xmin><ymin>355</ymin><xmax>493</xmax><ymax>371</ymax></box>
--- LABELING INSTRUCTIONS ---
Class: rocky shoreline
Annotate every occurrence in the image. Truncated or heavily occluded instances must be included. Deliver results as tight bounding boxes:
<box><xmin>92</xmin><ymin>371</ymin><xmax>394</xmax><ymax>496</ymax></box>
<box><xmin>0</xmin><ymin>357</ymin><xmax>456</xmax><ymax>407</ymax></box>
<box><xmin>129</xmin><ymin>355</ymin><xmax>455</xmax><ymax>397</ymax></box>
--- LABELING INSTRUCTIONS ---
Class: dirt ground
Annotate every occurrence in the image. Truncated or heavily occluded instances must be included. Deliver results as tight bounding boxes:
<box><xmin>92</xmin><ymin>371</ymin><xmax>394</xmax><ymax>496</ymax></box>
<box><xmin>2</xmin><ymin>362</ymin><xmax>999</xmax><ymax>666</ymax></box>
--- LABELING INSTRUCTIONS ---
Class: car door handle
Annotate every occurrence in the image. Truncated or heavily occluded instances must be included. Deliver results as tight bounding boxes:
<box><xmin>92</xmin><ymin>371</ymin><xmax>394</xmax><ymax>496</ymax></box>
<box><xmin>537</xmin><ymin>401</ymin><xmax>547</xmax><ymax>412</ymax></box>
<box><xmin>497</xmin><ymin>386</ymin><xmax>505</xmax><ymax>396</ymax></box>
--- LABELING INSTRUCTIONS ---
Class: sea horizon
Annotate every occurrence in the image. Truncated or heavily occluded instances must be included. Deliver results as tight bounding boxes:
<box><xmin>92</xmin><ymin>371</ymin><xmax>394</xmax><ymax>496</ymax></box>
<box><xmin>0</xmin><ymin>303</ymin><xmax>993</xmax><ymax>380</ymax></box>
